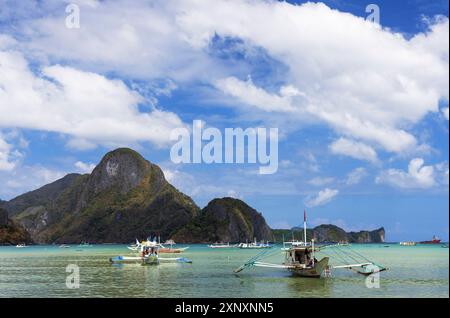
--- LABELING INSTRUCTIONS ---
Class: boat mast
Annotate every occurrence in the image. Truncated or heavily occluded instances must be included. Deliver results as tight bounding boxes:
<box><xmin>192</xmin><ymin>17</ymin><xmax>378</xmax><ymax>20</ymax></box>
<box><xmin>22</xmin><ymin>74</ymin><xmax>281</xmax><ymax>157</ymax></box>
<box><xmin>303</xmin><ymin>209</ymin><xmax>307</xmax><ymax>246</ymax></box>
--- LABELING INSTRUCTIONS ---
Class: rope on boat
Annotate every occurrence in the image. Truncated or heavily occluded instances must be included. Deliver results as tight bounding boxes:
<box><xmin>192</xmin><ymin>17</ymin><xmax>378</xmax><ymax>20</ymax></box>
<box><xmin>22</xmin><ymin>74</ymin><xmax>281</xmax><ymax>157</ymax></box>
<box><xmin>234</xmin><ymin>248</ymin><xmax>282</xmax><ymax>273</ymax></box>
<box><xmin>316</xmin><ymin>244</ymin><xmax>387</xmax><ymax>274</ymax></box>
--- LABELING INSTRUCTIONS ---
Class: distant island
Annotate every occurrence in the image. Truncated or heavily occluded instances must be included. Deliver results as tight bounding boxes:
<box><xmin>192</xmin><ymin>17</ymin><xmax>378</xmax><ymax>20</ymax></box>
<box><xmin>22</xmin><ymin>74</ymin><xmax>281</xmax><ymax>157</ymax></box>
<box><xmin>0</xmin><ymin>148</ymin><xmax>384</xmax><ymax>245</ymax></box>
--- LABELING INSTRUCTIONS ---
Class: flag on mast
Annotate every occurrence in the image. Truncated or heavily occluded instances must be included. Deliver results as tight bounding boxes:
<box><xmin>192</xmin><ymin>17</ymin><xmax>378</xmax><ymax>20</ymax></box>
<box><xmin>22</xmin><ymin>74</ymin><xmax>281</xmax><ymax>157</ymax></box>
<box><xmin>304</xmin><ymin>209</ymin><xmax>306</xmax><ymax>222</ymax></box>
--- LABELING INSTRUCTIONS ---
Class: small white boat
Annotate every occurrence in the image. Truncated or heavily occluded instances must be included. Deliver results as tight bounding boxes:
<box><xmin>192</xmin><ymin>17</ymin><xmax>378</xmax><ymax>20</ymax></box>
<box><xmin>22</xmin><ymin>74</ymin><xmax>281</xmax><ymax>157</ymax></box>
<box><xmin>15</xmin><ymin>244</ymin><xmax>28</xmax><ymax>248</ymax></box>
<box><xmin>208</xmin><ymin>242</ymin><xmax>236</xmax><ymax>248</ymax></box>
<box><xmin>238</xmin><ymin>238</ymin><xmax>272</xmax><ymax>249</ymax></box>
<box><xmin>128</xmin><ymin>238</ymin><xmax>190</xmax><ymax>253</ymax></box>
<box><xmin>400</xmin><ymin>241</ymin><xmax>416</xmax><ymax>246</ymax></box>
<box><xmin>59</xmin><ymin>244</ymin><xmax>71</xmax><ymax>248</ymax></box>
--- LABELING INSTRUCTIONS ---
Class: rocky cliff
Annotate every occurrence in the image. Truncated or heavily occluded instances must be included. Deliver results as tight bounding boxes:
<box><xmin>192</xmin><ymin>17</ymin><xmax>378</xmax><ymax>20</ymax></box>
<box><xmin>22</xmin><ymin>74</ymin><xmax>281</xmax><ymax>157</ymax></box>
<box><xmin>8</xmin><ymin>148</ymin><xmax>199</xmax><ymax>243</ymax></box>
<box><xmin>0</xmin><ymin>207</ymin><xmax>32</xmax><ymax>245</ymax></box>
<box><xmin>273</xmin><ymin>224</ymin><xmax>385</xmax><ymax>243</ymax></box>
<box><xmin>3</xmin><ymin>148</ymin><xmax>385</xmax><ymax>244</ymax></box>
<box><xmin>173</xmin><ymin>197</ymin><xmax>273</xmax><ymax>243</ymax></box>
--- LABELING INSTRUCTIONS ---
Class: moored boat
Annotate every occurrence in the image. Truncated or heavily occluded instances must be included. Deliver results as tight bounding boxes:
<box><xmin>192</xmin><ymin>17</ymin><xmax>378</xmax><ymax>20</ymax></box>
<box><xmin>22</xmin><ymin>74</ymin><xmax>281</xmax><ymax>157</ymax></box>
<box><xmin>400</xmin><ymin>241</ymin><xmax>416</xmax><ymax>246</ymax></box>
<box><xmin>238</xmin><ymin>239</ymin><xmax>272</xmax><ymax>249</ymax></box>
<box><xmin>110</xmin><ymin>239</ymin><xmax>192</xmax><ymax>265</ymax></box>
<box><xmin>234</xmin><ymin>208</ymin><xmax>387</xmax><ymax>278</ymax></box>
<box><xmin>419</xmin><ymin>235</ymin><xmax>441</xmax><ymax>244</ymax></box>
<box><xmin>208</xmin><ymin>242</ymin><xmax>236</xmax><ymax>248</ymax></box>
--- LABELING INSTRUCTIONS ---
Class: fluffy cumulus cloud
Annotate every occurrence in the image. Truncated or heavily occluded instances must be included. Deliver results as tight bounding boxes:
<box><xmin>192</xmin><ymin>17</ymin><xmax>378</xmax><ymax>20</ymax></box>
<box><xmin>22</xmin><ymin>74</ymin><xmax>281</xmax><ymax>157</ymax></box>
<box><xmin>0</xmin><ymin>48</ymin><xmax>186</xmax><ymax>149</ymax></box>
<box><xmin>1</xmin><ymin>0</ymin><xmax>446</xmax><ymax>157</ymax></box>
<box><xmin>74</xmin><ymin>161</ymin><xmax>96</xmax><ymax>174</ymax></box>
<box><xmin>376</xmin><ymin>158</ymin><xmax>436</xmax><ymax>189</ymax></box>
<box><xmin>329</xmin><ymin>138</ymin><xmax>379</xmax><ymax>163</ymax></box>
<box><xmin>305</xmin><ymin>188</ymin><xmax>339</xmax><ymax>207</ymax></box>
<box><xmin>0</xmin><ymin>0</ymin><xmax>448</xmax><ymax>198</ymax></box>
<box><xmin>174</xmin><ymin>0</ymin><xmax>448</xmax><ymax>155</ymax></box>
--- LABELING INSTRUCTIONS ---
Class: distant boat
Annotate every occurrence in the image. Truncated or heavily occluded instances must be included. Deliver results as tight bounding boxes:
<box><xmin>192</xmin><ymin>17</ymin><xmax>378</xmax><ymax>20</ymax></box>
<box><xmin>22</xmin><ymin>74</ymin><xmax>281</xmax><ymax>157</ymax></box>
<box><xmin>15</xmin><ymin>243</ymin><xmax>28</xmax><ymax>248</ymax></box>
<box><xmin>59</xmin><ymin>244</ymin><xmax>71</xmax><ymax>248</ymax></box>
<box><xmin>128</xmin><ymin>238</ymin><xmax>189</xmax><ymax>253</ymax></box>
<box><xmin>111</xmin><ymin>239</ymin><xmax>192</xmax><ymax>265</ymax></box>
<box><xmin>159</xmin><ymin>240</ymin><xmax>189</xmax><ymax>253</ymax></box>
<box><xmin>238</xmin><ymin>238</ymin><xmax>272</xmax><ymax>249</ymax></box>
<box><xmin>400</xmin><ymin>241</ymin><xmax>416</xmax><ymax>246</ymax></box>
<box><xmin>208</xmin><ymin>242</ymin><xmax>236</xmax><ymax>248</ymax></box>
<box><xmin>78</xmin><ymin>242</ymin><xmax>93</xmax><ymax>247</ymax></box>
<box><xmin>419</xmin><ymin>236</ymin><xmax>441</xmax><ymax>244</ymax></box>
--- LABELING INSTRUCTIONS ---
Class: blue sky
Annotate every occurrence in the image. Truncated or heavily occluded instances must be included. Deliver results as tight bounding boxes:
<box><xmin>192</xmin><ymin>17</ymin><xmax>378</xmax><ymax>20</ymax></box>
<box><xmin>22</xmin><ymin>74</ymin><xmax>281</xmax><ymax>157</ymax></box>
<box><xmin>0</xmin><ymin>0</ymin><xmax>448</xmax><ymax>241</ymax></box>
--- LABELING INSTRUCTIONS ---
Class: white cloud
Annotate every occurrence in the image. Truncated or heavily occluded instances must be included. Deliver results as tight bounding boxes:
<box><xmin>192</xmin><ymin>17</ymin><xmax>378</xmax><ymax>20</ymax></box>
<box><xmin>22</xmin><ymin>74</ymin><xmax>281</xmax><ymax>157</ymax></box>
<box><xmin>329</xmin><ymin>138</ymin><xmax>379</xmax><ymax>163</ymax></box>
<box><xmin>308</xmin><ymin>177</ymin><xmax>334</xmax><ymax>187</ymax></box>
<box><xmin>0</xmin><ymin>135</ymin><xmax>16</xmax><ymax>171</ymax></box>
<box><xmin>215</xmin><ymin>77</ymin><xmax>303</xmax><ymax>113</ymax></box>
<box><xmin>0</xmin><ymin>0</ymin><xmax>447</xmax><ymax>165</ymax></box>
<box><xmin>435</xmin><ymin>161</ymin><xmax>449</xmax><ymax>186</ymax></box>
<box><xmin>442</xmin><ymin>107</ymin><xmax>449</xmax><ymax>120</ymax></box>
<box><xmin>74</xmin><ymin>161</ymin><xmax>96</xmax><ymax>174</ymax></box>
<box><xmin>345</xmin><ymin>167</ymin><xmax>367</xmax><ymax>185</ymax></box>
<box><xmin>0</xmin><ymin>165</ymin><xmax>66</xmax><ymax>200</ymax></box>
<box><xmin>305</xmin><ymin>188</ymin><xmax>339</xmax><ymax>208</ymax></box>
<box><xmin>175</xmin><ymin>0</ymin><xmax>448</xmax><ymax>153</ymax></box>
<box><xmin>0</xmin><ymin>49</ymin><xmax>186</xmax><ymax>149</ymax></box>
<box><xmin>0</xmin><ymin>134</ymin><xmax>20</xmax><ymax>171</ymax></box>
<box><xmin>376</xmin><ymin>158</ymin><xmax>436</xmax><ymax>189</ymax></box>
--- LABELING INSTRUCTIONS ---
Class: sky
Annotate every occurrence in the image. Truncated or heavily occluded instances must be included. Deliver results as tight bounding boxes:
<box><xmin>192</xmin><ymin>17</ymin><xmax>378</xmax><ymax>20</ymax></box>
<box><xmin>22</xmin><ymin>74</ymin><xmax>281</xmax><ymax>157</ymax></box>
<box><xmin>0</xmin><ymin>0</ymin><xmax>448</xmax><ymax>241</ymax></box>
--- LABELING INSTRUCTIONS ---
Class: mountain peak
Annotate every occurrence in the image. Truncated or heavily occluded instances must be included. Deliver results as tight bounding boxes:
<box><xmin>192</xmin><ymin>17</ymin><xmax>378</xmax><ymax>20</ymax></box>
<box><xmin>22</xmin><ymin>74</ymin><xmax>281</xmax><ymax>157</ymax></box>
<box><xmin>88</xmin><ymin>147</ymin><xmax>156</xmax><ymax>195</ymax></box>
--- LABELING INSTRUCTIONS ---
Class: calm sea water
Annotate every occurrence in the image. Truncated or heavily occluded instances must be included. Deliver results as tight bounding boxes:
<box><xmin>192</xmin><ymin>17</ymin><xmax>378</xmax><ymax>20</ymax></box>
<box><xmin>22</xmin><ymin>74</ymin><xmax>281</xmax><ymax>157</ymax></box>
<box><xmin>0</xmin><ymin>244</ymin><xmax>448</xmax><ymax>298</ymax></box>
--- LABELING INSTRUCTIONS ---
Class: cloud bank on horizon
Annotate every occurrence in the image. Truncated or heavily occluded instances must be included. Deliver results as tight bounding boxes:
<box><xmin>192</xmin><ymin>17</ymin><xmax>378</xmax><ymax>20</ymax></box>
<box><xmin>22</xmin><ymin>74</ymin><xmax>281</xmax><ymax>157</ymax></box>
<box><xmin>0</xmin><ymin>0</ymin><xmax>448</xmax><ymax>236</ymax></box>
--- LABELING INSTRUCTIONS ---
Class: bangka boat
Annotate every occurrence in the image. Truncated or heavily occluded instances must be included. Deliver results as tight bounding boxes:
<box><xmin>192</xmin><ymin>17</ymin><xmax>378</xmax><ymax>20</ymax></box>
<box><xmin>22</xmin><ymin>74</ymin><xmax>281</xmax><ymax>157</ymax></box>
<box><xmin>159</xmin><ymin>239</ymin><xmax>189</xmax><ymax>253</ymax></box>
<box><xmin>59</xmin><ymin>244</ymin><xmax>71</xmax><ymax>248</ymax></box>
<box><xmin>400</xmin><ymin>241</ymin><xmax>416</xmax><ymax>246</ymax></box>
<box><xmin>15</xmin><ymin>243</ymin><xmax>28</xmax><ymax>248</ymax></box>
<box><xmin>111</xmin><ymin>239</ymin><xmax>192</xmax><ymax>265</ymax></box>
<box><xmin>238</xmin><ymin>239</ymin><xmax>272</xmax><ymax>249</ymax></box>
<box><xmin>235</xmin><ymin>209</ymin><xmax>387</xmax><ymax>278</ymax></box>
<box><xmin>128</xmin><ymin>238</ymin><xmax>189</xmax><ymax>253</ymax></box>
<box><xmin>208</xmin><ymin>242</ymin><xmax>237</xmax><ymax>248</ymax></box>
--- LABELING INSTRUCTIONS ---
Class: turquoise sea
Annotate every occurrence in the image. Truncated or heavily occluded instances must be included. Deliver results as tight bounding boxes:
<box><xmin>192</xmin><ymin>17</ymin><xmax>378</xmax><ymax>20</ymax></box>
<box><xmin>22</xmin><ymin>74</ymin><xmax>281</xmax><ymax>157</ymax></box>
<box><xmin>0</xmin><ymin>244</ymin><xmax>448</xmax><ymax>298</ymax></box>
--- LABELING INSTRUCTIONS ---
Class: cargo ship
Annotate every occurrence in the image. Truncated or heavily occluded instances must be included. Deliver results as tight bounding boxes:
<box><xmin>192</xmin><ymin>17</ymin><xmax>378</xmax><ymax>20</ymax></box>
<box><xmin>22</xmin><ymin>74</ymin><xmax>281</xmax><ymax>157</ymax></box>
<box><xmin>419</xmin><ymin>235</ymin><xmax>441</xmax><ymax>244</ymax></box>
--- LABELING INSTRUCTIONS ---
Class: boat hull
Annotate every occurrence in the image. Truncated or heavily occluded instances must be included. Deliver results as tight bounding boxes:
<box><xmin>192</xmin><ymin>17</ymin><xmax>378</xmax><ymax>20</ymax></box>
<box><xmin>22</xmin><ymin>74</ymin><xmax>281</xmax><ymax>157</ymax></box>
<box><xmin>289</xmin><ymin>257</ymin><xmax>329</xmax><ymax>278</ymax></box>
<box><xmin>159</xmin><ymin>247</ymin><xmax>189</xmax><ymax>253</ymax></box>
<box><xmin>419</xmin><ymin>240</ymin><xmax>441</xmax><ymax>244</ymax></box>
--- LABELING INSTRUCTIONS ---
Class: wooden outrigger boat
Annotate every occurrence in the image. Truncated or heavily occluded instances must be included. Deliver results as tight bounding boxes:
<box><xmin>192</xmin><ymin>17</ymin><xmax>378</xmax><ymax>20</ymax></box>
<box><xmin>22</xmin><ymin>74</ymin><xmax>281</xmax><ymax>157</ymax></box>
<box><xmin>235</xmin><ymin>210</ymin><xmax>387</xmax><ymax>278</ymax></box>
<box><xmin>111</xmin><ymin>239</ymin><xmax>192</xmax><ymax>265</ymax></box>
<box><xmin>238</xmin><ymin>238</ymin><xmax>272</xmax><ymax>249</ymax></box>
<box><xmin>208</xmin><ymin>242</ymin><xmax>237</xmax><ymax>248</ymax></box>
<box><xmin>127</xmin><ymin>238</ymin><xmax>189</xmax><ymax>254</ymax></box>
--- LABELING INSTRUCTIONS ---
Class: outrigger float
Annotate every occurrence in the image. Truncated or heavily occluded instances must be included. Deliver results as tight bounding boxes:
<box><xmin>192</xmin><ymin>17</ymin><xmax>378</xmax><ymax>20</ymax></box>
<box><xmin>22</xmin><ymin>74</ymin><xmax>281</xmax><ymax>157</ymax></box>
<box><xmin>234</xmin><ymin>210</ymin><xmax>388</xmax><ymax>278</ymax></box>
<box><xmin>111</xmin><ymin>239</ymin><xmax>192</xmax><ymax>265</ymax></box>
